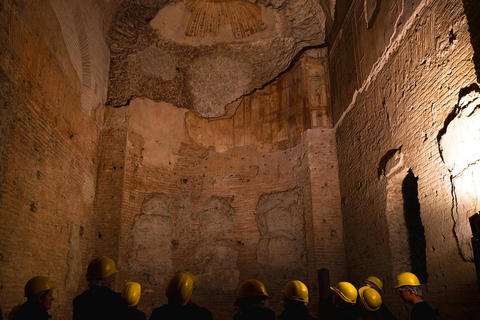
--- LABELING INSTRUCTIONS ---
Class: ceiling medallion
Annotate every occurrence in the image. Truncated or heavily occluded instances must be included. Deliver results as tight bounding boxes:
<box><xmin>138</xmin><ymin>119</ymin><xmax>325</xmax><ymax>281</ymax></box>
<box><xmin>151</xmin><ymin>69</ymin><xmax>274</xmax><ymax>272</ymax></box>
<box><xmin>185</xmin><ymin>0</ymin><xmax>266</xmax><ymax>39</ymax></box>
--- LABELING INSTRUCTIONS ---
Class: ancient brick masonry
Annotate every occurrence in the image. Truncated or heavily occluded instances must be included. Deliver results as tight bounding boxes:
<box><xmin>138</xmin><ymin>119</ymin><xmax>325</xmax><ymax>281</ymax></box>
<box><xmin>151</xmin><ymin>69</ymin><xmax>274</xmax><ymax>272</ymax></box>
<box><xmin>0</xmin><ymin>0</ymin><xmax>109</xmax><ymax>319</ymax></box>
<box><xmin>332</xmin><ymin>0</ymin><xmax>480</xmax><ymax>318</ymax></box>
<box><xmin>92</xmin><ymin>48</ymin><xmax>345</xmax><ymax>319</ymax></box>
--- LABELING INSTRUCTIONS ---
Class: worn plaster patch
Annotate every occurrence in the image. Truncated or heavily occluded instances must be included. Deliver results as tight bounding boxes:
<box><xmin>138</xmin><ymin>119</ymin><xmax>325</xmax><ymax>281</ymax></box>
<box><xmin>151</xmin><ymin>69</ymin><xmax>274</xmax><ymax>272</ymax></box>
<box><xmin>255</xmin><ymin>188</ymin><xmax>307</xmax><ymax>284</ymax></box>
<box><xmin>128</xmin><ymin>193</ymin><xmax>173</xmax><ymax>285</ymax></box>
<box><xmin>197</xmin><ymin>197</ymin><xmax>236</xmax><ymax>238</ymax></box>
<box><xmin>127</xmin><ymin>98</ymin><xmax>190</xmax><ymax>168</ymax></box>
<box><xmin>257</xmin><ymin>237</ymin><xmax>307</xmax><ymax>267</ymax></box>
<box><xmin>194</xmin><ymin>269</ymin><xmax>240</xmax><ymax>292</ymax></box>
<box><xmin>176</xmin><ymin>196</ymin><xmax>195</xmax><ymax>241</ymax></box>
<box><xmin>193</xmin><ymin>244</ymin><xmax>239</xmax><ymax>292</ymax></box>
<box><xmin>255</xmin><ymin>188</ymin><xmax>305</xmax><ymax>239</ymax></box>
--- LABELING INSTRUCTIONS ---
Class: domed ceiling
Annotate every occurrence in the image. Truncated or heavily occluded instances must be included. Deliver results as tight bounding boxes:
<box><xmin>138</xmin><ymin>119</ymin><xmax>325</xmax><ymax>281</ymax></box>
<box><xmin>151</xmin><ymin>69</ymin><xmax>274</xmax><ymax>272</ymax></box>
<box><xmin>106</xmin><ymin>0</ymin><xmax>331</xmax><ymax>117</ymax></box>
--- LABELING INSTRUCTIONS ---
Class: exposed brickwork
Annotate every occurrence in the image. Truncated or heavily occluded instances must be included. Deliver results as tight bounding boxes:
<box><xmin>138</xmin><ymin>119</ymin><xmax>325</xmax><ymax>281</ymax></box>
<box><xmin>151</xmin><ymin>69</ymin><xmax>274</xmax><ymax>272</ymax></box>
<box><xmin>0</xmin><ymin>1</ymin><xmax>108</xmax><ymax>319</ymax></box>
<box><xmin>332</xmin><ymin>0</ymin><xmax>480</xmax><ymax>318</ymax></box>
<box><xmin>97</xmin><ymin>49</ymin><xmax>344</xmax><ymax>318</ymax></box>
<box><xmin>329</xmin><ymin>0</ymin><xmax>421</xmax><ymax>123</ymax></box>
<box><xmin>103</xmin><ymin>112</ymin><xmax>343</xmax><ymax>319</ymax></box>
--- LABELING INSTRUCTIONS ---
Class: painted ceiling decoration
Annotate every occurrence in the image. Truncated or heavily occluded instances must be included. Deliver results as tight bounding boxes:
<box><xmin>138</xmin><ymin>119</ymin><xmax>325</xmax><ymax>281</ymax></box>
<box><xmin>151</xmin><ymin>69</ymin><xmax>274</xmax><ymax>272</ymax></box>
<box><xmin>185</xmin><ymin>0</ymin><xmax>266</xmax><ymax>39</ymax></box>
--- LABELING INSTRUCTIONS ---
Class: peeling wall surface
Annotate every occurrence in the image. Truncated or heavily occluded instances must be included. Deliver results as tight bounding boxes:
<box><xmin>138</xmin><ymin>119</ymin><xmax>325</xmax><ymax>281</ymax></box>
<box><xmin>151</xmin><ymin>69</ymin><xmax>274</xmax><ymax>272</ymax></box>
<box><xmin>0</xmin><ymin>0</ymin><xmax>109</xmax><ymax>319</ymax></box>
<box><xmin>333</xmin><ymin>0</ymin><xmax>480</xmax><ymax>318</ymax></box>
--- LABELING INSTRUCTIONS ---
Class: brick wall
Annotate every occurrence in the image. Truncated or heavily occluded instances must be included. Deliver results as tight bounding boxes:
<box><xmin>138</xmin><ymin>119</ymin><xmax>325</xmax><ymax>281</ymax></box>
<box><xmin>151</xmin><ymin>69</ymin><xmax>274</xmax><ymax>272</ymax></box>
<box><xmin>332</xmin><ymin>0</ymin><xmax>480</xmax><ymax>318</ymax></box>
<box><xmin>92</xmin><ymin>49</ymin><xmax>346</xmax><ymax>319</ymax></box>
<box><xmin>0</xmin><ymin>0</ymin><xmax>109</xmax><ymax>319</ymax></box>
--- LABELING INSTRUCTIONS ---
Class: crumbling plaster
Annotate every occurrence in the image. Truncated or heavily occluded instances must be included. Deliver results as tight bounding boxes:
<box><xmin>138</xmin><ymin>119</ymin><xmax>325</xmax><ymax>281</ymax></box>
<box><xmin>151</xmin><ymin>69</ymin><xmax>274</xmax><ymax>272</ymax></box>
<box><xmin>106</xmin><ymin>0</ymin><xmax>327</xmax><ymax>117</ymax></box>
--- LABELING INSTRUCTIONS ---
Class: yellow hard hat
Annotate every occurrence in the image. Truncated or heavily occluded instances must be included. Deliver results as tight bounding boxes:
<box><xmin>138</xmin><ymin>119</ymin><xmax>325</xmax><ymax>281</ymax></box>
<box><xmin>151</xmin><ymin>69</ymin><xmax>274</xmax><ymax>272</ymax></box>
<box><xmin>166</xmin><ymin>271</ymin><xmax>194</xmax><ymax>304</ymax></box>
<box><xmin>395</xmin><ymin>272</ymin><xmax>420</xmax><ymax>288</ymax></box>
<box><xmin>365</xmin><ymin>276</ymin><xmax>383</xmax><ymax>291</ymax></box>
<box><xmin>122</xmin><ymin>282</ymin><xmax>141</xmax><ymax>307</ymax></box>
<box><xmin>235</xmin><ymin>279</ymin><xmax>270</xmax><ymax>300</ymax></box>
<box><xmin>359</xmin><ymin>286</ymin><xmax>382</xmax><ymax>311</ymax></box>
<box><xmin>24</xmin><ymin>276</ymin><xmax>55</xmax><ymax>297</ymax></box>
<box><xmin>283</xmin><ymin>280</ymin><xmax>309</xmax><ymax>303</ymax></box>
<box><xmin>86</xmin><ymin>256</ymin><xmax>119</xmax><ymax>279</ymax></box>
<box><xmin>330</xmin><ymin>282</ymin><xmax>357</xmax><ymax>304</ymax></box>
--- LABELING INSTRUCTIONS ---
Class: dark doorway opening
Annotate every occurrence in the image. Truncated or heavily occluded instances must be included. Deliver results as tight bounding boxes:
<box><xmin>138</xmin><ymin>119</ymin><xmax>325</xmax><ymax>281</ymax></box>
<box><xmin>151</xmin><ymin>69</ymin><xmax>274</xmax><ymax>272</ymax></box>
<box><xmin>402</xmin><ymin>170</ymin><xmax>428</xmax><ymax>283</ymax></box>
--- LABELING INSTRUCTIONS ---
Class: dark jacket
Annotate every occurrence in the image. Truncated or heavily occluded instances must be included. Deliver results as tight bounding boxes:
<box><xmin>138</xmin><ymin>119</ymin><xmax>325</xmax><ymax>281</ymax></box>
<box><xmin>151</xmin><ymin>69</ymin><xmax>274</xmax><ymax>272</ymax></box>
<box><xmin>14</xmin><ymin>300</ymin><xmax>51</xmax><ymax>320</ymax></box>
<box><xmin>379</xmin><ymin>303</ymin><xmax>397</xmax><ymax>320</ymax></box>
<box><xmin>73</xmin><ymin>287</ymin><xmax>125</xmax><ymax>320</ymax></box>
<box><xmin>358</xmin><ymin>302</ymin><xmax>398</xmax><ymax>320</ymax></box>
<box><xmin>233</xmin><ymin>305</ymin><xmax>276</xmax><ymax>320</ymax></box>
<box><xmin>124</xmin><ymin>306</ymin><xmax>146</xmax><ymax>320</ymax></box>
<box><xmin>150</xmin><ymin>302</ymin><xmax>212</xmax><ymax>320</ymax></box>
<box><xmin>411</xmin><ymin>301</ymin><xmax>439</xmax><ymax>320</ymax></box>
<box><xmin>278</xmin><ymin>303</ymin><xmax>316</xmax><ymax>320</ymax></box>
<box><xmin>327</xmin><ymin>303</ymin><xmax>359</xmax><ymax>320</ymax></box>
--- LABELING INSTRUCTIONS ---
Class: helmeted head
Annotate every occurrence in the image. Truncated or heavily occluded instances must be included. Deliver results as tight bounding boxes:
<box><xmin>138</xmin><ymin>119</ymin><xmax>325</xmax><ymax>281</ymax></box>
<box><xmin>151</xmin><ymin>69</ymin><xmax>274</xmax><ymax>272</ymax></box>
<box><xmin>122</xmin><ymin>282</ymin><xmax>142</xmax><ymax>307</ymax></box>
<box><xmin>330</xmin><ymin>282</ymin><xmax>357</xmax><ymax>304</ymax></box>
<box><xmin>236</xmin><ymin>279</ymin><xmax>269</xmax><ymax>300</ymax></box>
<box><xmin>283</xmin><ymin>280</ymin><xmax>309</xmax><ymax>303</ymax></box>
<box><xmin>395</xmin><ymin>272</ymin><xmax>420</xmax><ymax>288</ymax></box>
<box><xmin>364</xmin><ymin>276</ymin><xmax>383</xmax><ymax>292</ymax></box>
<box><xmin>235</xmin><ymin>279</ymin><xmax>270</xmax><ymax>308</ymax></box>
<box><xmin>395</xmin><ymin>272</ymin><xmax>422</xmax><ymax>304</ymax></box>
<box><xmin>25</xmin><ymin>276</ymin><xmax>55</xmax><ymax>298</ymax></box>
<box><xmin>24</xmin><ymin>276</ymin><xmax>55</xmax><ymax>310</ymax></box>
<box><xmin>86</xmin><ymin>256</ymin><xmax>119</xmax><ymax>280</ymax></box>
<box><xmin>166</xmin><ymin>271</ymin><xmax>194</xmax><ymax>306</ymax></box>
<box><xmin>358</xmin><ymin>286</ymin><xmax>382</xmax><ymax>311</ymax></box>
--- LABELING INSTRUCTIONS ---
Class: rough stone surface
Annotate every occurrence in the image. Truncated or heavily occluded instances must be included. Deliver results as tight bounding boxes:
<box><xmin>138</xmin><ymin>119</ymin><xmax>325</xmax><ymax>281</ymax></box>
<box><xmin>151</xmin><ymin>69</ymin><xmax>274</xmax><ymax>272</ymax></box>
<box><xmin>193</xmin><ymin>244</ymin><xmax>239</xmax><ymax>292</ymax></box>
<box><xmin>197</xmin><ymin>197</ymin><xmax>236</xmax><ymax>239</ymax></box>
<box><xmin>128</xmin><ymin>193</ymin><xmax>173</xmax><ymax>286</ymax></box>
<box><xmin>189</xmin><ymin>55</ymin><xmax>252</xmax><ymax>117</ymax></box>
<box><xmin>255</xmin><ymin>188</ymin><xmax>306</xmax><ymax>239</ymax></box>
<box><xmin>255</xmin><ymin>188</ymin><xmax>308</xmax><ymax>285</ymax></box>
<box><xmin>136</xmin><ymin>45</ymin><xmax>177</xmax><ymax>81</ymax></box>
